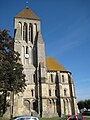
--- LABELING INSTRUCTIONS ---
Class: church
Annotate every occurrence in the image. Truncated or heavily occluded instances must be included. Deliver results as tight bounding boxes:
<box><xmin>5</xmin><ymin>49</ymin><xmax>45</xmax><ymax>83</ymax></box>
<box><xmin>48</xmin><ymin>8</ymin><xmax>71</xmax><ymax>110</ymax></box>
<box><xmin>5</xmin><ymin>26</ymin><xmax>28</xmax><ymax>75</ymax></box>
<box><xmin>13</xmin><ymin>7</ymin><xmax>78</xmax><ymax>117</ymax></box>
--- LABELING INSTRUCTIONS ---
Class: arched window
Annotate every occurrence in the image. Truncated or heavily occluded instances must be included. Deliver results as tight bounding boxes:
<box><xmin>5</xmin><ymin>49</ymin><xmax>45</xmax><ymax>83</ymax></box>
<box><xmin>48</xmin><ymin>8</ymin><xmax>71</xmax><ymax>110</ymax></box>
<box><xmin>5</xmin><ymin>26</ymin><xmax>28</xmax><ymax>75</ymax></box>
<box><xmin>51</xmin><ymin>74</ymin><xmax>53</xmax><ymax>82</ymax></box>
<box><xmin>15</xmin><ymin>22</ymin><xmax>22</xmax><ymax>40</ymax></box>
<box><xmin>55</xmin><ymin>89</ymin><xmax>57</xmax><ymax>96</ymax></box>
<box><xmin>33</xmin><ymin>101</ymin><xmax>37</xmax><ymax>112</ymax></box>
<box><xmin>62</xmin><ymin>75</ymin><xmax>64</xmax><ymax>82</ymax></box>
<box><xmin>29</xmin><ymin>23</ymin><xmax>33</xmax><ymax>43</ymax></box>
<box><xmin>64</xmin><ymin>89</ymin><xmax>67</xmax><ymax>96</ymax></box>
<box><xmin>31</xmin><ymin>89</ymin><xmax>34</xmax><ymax>97</ymax></box>
<box><xmin>63</xmin><ymin>100</ymin><xmax>66</xmax><ymax>114</ymax></box>
<box><xmin>29</xmin><ymin>24</ymin><xmax>31</xmax><ymax>41</ymax></box>
<box><xmin>18</xmin><ymin>22</ymin><xmax>22</xmax><ymax>35</ymax></box>
<box><xmin>33</xmin><ymin>74</ymin><xmax>36</xmax><ymax>83</ymax></box>
<box><xmin>49</xmin><ymin>89</ymin><xmax>51</xmax><ymax>96</ymax></box>
<box><xmin>23</xmin><ymin>23</ymin><xmax>27</xmax><ymax>42</ymax></box>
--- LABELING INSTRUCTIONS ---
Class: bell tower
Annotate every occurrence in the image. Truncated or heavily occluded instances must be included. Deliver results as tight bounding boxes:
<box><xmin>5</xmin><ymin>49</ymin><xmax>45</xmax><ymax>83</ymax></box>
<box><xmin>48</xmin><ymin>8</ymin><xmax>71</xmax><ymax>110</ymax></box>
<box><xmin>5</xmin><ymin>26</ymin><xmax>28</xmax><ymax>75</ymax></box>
<box><xmin>14</xmin><ymin>7</ymin><xmax>47</xmax><ymax>116</ymax></box>
<box><xmin>14</xmin><ymin>7</ymin><xmax>42</xmax><ymax>84</ymax></box>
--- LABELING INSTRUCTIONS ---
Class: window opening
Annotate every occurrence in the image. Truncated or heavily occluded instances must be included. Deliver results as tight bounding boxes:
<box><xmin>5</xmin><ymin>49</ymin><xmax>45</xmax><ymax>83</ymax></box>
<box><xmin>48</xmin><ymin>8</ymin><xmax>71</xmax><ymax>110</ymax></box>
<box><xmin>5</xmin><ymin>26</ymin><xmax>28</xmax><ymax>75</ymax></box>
<box><xmin>49</xmin><ymin>89</ymin><xmax>51</xmax><ymax>96</ymax></box>
<box><xmin>23</xmin><ymin>23</ymin><xmax>27</xmax><ymax>43</ymax></box>
<box><xmin>51</xmin><ymin>74</ymin><xmax>53</xmax><ymax>82</ymax></box>
<box><xmin>55</xmin><ymin>89</ymin><xmax>57</xmax><ymax>96</ymax></box>
<box><xmin>64</xmin><ymin>89</ymin><xmax>67</xmax><ymax>96</ymax></box>
<box><xmin>62</xmin><ymin>75</ymin><xmax>64</xmax><ymax>82</ymax></box>
<box><xmin>26</xmin><ymin>46</ymin><xmax>28</xmax><ymax>54</ymax></box>
<box><xmin>31</xmin><ymin>89</ymin><xmax>34</xmax><ymax>97</ymax></box>
<box><xmin>29</xmin><ymin>23</ymin><xmax>33</xmax><ymax>43</ymax></box>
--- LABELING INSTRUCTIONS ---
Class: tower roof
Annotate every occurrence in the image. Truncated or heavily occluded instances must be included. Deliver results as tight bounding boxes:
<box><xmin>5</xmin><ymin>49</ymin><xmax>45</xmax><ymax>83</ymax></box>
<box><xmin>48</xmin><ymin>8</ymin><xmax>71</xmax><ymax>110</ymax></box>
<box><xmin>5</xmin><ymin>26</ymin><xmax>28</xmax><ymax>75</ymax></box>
<box><xmin>46</xmin><ymin>57</ymin><xmax>67</xmax><ymax>72</ymax></box>
<box><xmin>15</xmin><ymin>7</ymin><xmax>40</xmax><ymax>20</ymax></box>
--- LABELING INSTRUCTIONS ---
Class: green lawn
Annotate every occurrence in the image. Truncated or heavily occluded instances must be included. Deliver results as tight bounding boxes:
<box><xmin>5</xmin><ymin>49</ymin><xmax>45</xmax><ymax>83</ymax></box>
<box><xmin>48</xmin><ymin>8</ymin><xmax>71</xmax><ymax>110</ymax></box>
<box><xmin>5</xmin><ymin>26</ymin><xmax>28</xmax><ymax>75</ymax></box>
<box><xmin>40</xmin><ymin>117</ymin><xmax>59</xmax><ymax>120</ymax></box>
<box><xmin>84</xmin><ymin>117</ymin><xmax>90</xmax><ymax>120</ymax></box>
<box><xmin>0</xmin><ymin>118</ymin><xmax>9</xmax><ymax>120</ymax></box>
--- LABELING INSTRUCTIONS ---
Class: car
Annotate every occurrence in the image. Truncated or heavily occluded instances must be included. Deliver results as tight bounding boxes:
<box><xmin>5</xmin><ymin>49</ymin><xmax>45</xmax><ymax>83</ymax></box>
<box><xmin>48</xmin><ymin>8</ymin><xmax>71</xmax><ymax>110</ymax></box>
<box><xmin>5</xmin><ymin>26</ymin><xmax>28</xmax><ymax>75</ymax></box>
<box><xmin>12</xmin><ymin>116</ymin><xmax>39</xmax><ymax>120</ymax></box>
<box><xmin>82</xmin><ymin>110</ymin><xmax>90</xmax><ymax>116</ymax></box>
<box><xmin>67</xmin><ymin>114</ymin><xmax>85</xmax><ymax>120</ymax></box>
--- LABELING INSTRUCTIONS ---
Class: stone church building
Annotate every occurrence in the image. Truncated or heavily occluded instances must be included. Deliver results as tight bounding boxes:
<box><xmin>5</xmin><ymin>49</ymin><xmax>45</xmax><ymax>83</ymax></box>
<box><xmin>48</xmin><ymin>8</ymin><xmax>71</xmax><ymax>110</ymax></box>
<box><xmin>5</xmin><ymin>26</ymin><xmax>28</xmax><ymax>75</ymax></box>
<box><xmin>13</xmin><ymin>7</ymin><xmax>78</xmax><ymax>117</ymax></box>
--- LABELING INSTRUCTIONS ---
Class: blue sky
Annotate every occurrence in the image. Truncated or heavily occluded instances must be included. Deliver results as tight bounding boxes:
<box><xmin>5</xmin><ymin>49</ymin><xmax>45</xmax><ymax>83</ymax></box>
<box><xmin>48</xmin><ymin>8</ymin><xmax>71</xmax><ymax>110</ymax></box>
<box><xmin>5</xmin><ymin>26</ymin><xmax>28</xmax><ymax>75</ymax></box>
<box><xmin>0</xmin><ymin>0</ymin><xmax>90</xmax><ymax>101</ymax></box>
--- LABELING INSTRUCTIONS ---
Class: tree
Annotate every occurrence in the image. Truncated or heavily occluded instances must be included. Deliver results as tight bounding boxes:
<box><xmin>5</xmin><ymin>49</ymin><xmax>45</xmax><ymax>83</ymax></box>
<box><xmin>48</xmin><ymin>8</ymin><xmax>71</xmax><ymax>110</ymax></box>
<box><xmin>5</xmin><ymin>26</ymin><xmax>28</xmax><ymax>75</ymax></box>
<box><xmin>84</xmin><ymin>99</ymin><xmax>90</xmax><ymax>111</ymax></box>
<box><xmin>78</xmin><ymin>99</ymin><xmax>90</xmax><ymax>112</ymax></box>
<box><xmin>77</xmin><ymin>101</ymin><xmax>84</xmax><ymax>112</ymax></box>
<box><xmin>0</xmin><ymin>29</ymin><xmax>26</xmax><ymax>119</ymax></box>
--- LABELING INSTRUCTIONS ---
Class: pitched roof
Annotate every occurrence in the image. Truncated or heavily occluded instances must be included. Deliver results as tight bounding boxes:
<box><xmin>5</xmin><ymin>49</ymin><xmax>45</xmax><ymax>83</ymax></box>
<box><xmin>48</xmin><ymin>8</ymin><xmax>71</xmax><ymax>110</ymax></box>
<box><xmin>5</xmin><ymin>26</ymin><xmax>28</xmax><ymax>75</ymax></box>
<box><xmin>46</xmin><ymin>57</ymin><xmax>67</xmax><ymax>71</ymax></box>
<box><xmin>15</xmin><ymin>7</ymin><xmax>40</xmax><ymax>20</ymax></box>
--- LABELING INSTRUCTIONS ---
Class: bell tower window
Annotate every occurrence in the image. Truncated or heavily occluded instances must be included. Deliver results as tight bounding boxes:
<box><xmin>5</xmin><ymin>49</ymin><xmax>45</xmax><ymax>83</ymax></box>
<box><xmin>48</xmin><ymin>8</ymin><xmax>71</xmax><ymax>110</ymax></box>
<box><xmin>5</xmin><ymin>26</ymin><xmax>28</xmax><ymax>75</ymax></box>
<box><xmin>29</xmin><ymin>23</ymin><xmax>33</xmax><ymax>44</ymax></box>
<box><xmin>23</xmin><ymin>23</ymin><xmax>27</xmax><ymax>43</ymax></box>
<box><xmin>18</xmin><ymin>22</ymin><xmax>22</xmax><ymax>36</ymax></box>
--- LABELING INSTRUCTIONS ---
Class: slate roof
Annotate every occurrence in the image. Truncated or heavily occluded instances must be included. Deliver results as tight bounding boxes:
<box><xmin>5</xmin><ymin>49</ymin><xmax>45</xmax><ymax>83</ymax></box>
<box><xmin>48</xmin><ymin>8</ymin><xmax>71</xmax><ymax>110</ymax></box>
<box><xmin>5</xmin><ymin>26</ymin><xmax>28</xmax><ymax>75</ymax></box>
<box><xmin>15</xmin><ymin>7</ymin><xmax>40</xmax><ymax>20</ymax></box>
<box><xmin>46</xmin><ymin>57</ymin><xmax>67</xmax><ymax>71</ymax></box>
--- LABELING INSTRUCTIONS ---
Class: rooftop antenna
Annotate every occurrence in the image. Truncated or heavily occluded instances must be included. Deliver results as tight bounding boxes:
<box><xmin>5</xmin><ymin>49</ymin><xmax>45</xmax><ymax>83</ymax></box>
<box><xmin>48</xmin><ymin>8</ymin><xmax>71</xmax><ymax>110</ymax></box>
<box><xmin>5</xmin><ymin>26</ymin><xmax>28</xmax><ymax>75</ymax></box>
<box><xmin>26</xmin><ymin>0</ymin><xmax>29</xmax><ymax>8</ymax></box>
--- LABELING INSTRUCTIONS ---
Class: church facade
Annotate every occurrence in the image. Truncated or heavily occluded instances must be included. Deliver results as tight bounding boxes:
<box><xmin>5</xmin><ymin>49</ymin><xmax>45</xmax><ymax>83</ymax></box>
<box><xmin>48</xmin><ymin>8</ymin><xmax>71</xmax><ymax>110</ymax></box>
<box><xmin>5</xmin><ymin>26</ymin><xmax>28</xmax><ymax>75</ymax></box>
<box><xmin>13</xmin><ymin>7</ymin><xmax>78</xmax><ymax>117</ymax></box>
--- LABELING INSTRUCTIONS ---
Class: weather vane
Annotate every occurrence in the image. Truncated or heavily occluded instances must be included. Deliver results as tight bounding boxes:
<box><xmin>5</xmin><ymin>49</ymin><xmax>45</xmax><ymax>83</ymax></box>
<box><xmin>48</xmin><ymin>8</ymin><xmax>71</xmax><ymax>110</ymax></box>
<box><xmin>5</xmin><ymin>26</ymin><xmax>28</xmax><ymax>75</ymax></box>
<box><xmin>26</xmin><ymin>0</ymin><xmax>29</xmax><ymax>8</ymax></box>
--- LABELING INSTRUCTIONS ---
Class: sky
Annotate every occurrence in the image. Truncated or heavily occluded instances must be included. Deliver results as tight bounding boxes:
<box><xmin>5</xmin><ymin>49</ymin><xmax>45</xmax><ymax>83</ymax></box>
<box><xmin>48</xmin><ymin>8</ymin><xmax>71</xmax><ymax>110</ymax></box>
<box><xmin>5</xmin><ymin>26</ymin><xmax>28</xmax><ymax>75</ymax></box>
<box><xmin>0</xmin><ymin>0</ymin><xmax>90</xmax><ymax>101</ymax></box>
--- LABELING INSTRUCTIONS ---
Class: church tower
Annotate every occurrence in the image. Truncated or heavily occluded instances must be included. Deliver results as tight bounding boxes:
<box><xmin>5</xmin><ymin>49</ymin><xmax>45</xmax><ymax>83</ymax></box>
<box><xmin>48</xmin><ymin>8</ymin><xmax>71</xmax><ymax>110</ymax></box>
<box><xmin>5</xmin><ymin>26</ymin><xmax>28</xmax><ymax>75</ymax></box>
<box><xmin>14</xmin><ymin>7</ymin><xmax>47</xmax><ymax>116</ymax></box>
<box><xmin>14</xmin><ymin>7</ymin><xmax>46</xmax><ymax>83</ymax></box>
<box><xmin>14</xmin><ymin>8</ymin><xmax>45</xmax><ymax>83</ymax></box>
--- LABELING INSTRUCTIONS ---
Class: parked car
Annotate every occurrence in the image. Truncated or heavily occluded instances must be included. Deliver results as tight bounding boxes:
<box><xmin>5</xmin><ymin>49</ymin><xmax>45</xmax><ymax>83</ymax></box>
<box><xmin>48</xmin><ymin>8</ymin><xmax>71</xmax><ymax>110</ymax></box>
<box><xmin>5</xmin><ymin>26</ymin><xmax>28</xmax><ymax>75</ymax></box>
<box><xmin>13</xmin><ymin>116</ymin><xmax>39</xmax><ymax>120</ymax></box>
<box><xmin>67</xmin><ymin>114</ymin><xmax>85</xmax><ymax>120</ymax></box>
<box><xmin>82</xmin><ymin>110</ymin><xmax>90</xmax><ymax>116</ymax></box>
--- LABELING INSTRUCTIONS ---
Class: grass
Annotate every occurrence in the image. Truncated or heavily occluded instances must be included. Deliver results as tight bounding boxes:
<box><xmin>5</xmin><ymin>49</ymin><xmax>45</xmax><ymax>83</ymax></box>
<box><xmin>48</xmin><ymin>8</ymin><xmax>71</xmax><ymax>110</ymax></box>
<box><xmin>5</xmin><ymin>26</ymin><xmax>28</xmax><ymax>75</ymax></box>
<box><xmin>84</xmin><ymin>117</ymin><xmax>90</xmax><ymax>120</ymax></box>
<box><xmin>39</xmin><ymin>117</ymin><xmax>59</xmax><ymax>120</ymax></box>
<box><xmin>39</xmin><ymin>116</ymin><xmax>90</xmax><ymax>120</ymax></box>
<box><xmin>0</xmin><ymin>117</ymin><xmax>59</xmax><ymax>120</ymax></box>
<box><xmin>0</xmin><ymin>117</ymin><xmax>9</xmax><ymax>120</ymax></box>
